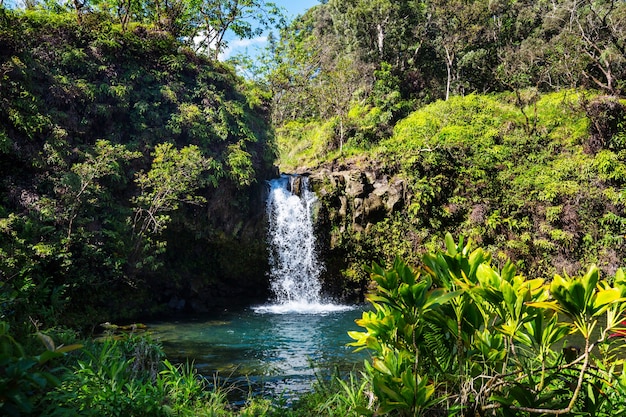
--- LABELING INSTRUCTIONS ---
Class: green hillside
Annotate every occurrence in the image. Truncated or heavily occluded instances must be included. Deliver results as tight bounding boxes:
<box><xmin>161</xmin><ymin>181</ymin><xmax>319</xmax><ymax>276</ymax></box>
<box><xmin>0</xmin><ymin>8</ymin><xmax>276</xmax><ymax>331</ymax></box>
<box><xmin>299</xmin><ymin>92</ymin><xmax>626</xmax><ymax>287</ymax></box>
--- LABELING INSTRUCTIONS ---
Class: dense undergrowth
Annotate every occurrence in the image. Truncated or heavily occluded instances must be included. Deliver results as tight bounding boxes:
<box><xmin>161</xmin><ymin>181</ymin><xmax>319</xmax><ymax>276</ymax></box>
<box><xmin>0</xmin><ymin>7</ymin><xmax>276</xmax><ymax>334</ymax></box>
<box><xmin>5</xmin><ymin>235</ymin><xmax>626</xmax><ymax>416</ymax></box>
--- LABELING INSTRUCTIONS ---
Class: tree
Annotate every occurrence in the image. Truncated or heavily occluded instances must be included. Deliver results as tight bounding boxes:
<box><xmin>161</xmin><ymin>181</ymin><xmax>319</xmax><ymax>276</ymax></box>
<box><xmin>265</xmin><ymin>2</ymin><xmax>374</xmax><ymax>149</ymax></box>
<box><xmin>326</xmin><ymin>0</ymin><xmax>433</xmax><ymax>104</ymax></box>
<box><xmin>146</xmin><ymin>0</ymin><xmax>194</xmax><ymax>35</ymax></box>
<box><xmin>327</xmin><ymin>0</ymin><xmax>426</xmax><ymax>68</ymax></box>
<box><xmin>61</xmin><ymin>140</ymin><xmax>139</xmax><ymax>244</ymax></box>
<box><xmin>316</xmin><ymin>53</ymin><xmax>369</xmax><ymax>152</ymax></box>
<box><xmin>565</xmin><ymin>0</ymin><xmax>626</xmax><ymax>94</ymax></box>
<box><xmin>428</xmin><ymin>0</ymin><xmax>495</xmax><ymax>99</ymax></box>
<box><xmin>130</xmin><ymin>142</ymin><xmax>213</xmax><ymax>270</ymax></box>
<box><xmin>267</xmin><ymin>5</ymin><xmax>336</xmax><ymax>124</ymax></box>
<box><xmin>193</xmin><ymin>0</ymin><xmax>285</xmax><ymax>60</ymax></box>
<box><xmin>498</xmin><ymin>0</ymin><xmax>626</xmax><ymax>94</ymax></box>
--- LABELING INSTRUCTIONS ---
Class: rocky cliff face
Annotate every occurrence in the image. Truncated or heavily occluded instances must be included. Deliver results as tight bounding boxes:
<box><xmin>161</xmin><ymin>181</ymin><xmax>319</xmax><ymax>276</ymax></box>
<box><xmin>310</xmin><ymin>168</ymin><xmax>406</xmax><ymax>233</ymax></box>
<box><xmin>305</xmin><ymin>163</ymin><xmax>409</xmax><ymax>300</ymax></box>
<box><xmin>160</xmin><ymin>179</ymin><xmax>273</xmax><ymax>313</ymax></box>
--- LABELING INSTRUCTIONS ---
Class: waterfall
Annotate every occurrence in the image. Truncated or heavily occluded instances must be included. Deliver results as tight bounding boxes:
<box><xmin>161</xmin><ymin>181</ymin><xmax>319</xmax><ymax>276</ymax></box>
<box><xmin>257</xmin><ymin>174</ymin><xmax>348</xmax><ymax>314</ymax></box>
<box><xmin>267</xmin><ymin>175</ymin><xmax>322</xmax><ymax>304</ymax></box>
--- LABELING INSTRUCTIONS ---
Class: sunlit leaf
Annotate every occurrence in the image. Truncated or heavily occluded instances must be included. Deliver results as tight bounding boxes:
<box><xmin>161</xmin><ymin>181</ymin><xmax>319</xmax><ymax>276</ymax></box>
<box><xmin>445</xmin><ymin>232</ymin><xmax>457</xmax><ymax>255</ymax></box>
<box><xmin>592</xmin><ymin>288</ymin><xmax>623</xmax><ymax>315</ymax></box>
<box><xmin>372</xmin><ymin>358</ymin><xmax>393</xmax><ymax>375</ymax></box>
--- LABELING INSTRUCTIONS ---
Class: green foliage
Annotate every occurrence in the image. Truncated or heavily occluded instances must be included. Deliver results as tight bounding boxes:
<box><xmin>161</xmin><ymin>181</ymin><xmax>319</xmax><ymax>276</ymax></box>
<box><xmin>46</xmin><ymin>338</ymin><xmax>158</xmax><ymax>416</ymax></box>
<box><xmin>276</xmin><ymin>120</ymin><xmax>336</xmax><ymax>171</ymax></box>
<box><xmin>191</xmin><ymin>0</ymin><xmax>285</xmax><ymax>60</ymax></box>
<box><xmin>63</xmin><ymin>140</ymin><xmax>140</xmax><ymax>242</ymax></box>
<box><xmin>129</xmin><ymin>143</ymin><xmax>215</xmax><ymax>273</ymax></box>
<box><xmin>272</xmin><ymin>371</ymin><xmax>371</xmax><ymax>417</ymax></box>
<box><xmin>225</xmin><ymin>141</ymin><xmax>255</xmax><ymax>186</ymax></box>
<box><xmin>0</xmin><ymin>8</ymin><xmax>276</xmax><ymax>330</ymax></box>
<box><xmin>350</xmin><ymin>234</ymin><xmax>626</xmax><ymax>415</ymax></box>
<box><xmin>41</xmin><ymin>335</ymin><xmax>297</xmax><ymax>417</ymax></box>
<box><xmin>133</xmin><ymin>143</ymin><xmax>213</xmax><ymax>234</ymax></box>
<box><xmin>314</xmin><ymin>91</ymin><xmax>626</xmax><ymax>291</ymax></box>
<box><xmin>0</xmin><ymin>321</ymin><xmax>81</xmax><ymax>417</ymax></box>
<box><xmin>270</xmin><ymin>0</ymin><xmax>626</xmax><ymax>129</ymax></box>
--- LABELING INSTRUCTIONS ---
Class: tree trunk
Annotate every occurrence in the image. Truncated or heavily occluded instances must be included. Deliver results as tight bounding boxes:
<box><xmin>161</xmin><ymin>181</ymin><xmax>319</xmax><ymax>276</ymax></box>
<box><xmin>73</xmin><ymin>0</ymin><xmax>83</xmax><ymax>24</ymax></box>
<box><xmin>445</xmin><ymin>46</ymin><xmax>453</xmax><ymax>100</ymax></box>
<box><xmin>339</xmin><ymin>117</ymin><xmax>344</xmax><ymax>154</ymax></box>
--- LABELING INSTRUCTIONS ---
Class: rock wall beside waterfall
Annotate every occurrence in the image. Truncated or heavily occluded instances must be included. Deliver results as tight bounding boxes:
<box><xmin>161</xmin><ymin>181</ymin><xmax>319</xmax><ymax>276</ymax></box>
<box><xmin>309</xmin><ymin>168</ymin><xmax>406</xmax><ymax>233</ymax></box>
<box><xmin>306</xmin><ymin>165</ymin><xmax>409</xmax><ymax>300</ymax></box>
<box><xmin>160</xmin><ymin>179</ymin><xmax>272</xmax><ymax>313</ymax></box>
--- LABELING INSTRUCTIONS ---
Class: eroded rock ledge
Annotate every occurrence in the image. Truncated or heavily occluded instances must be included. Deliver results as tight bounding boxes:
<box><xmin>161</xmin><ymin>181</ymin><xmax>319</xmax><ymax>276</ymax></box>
<box><xmin>308</xmin><ymin>167</ymin><xmax>406</xmax><ymax>233</ymax></box>
<box><xmin>294</xmin><ymin>164</ymin><xmax>408</xmax><ymax>301</ymax></box>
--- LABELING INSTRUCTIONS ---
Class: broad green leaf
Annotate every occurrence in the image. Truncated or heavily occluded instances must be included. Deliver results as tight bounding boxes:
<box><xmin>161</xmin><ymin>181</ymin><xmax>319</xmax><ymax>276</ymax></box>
<box><xmin>376</xmin><ymin>382</ymin><xmax>406</xmax><ymax>403</ymax></box>
<box><xmin>526</xmin><ymin>278</ymin><xmax>546</xmax><ymax>294</ymax></box>
<box><xmin>568</xmin><ymin>281</ymin><xmax>586</xmax><ymax>314</ymax></box>
<box><xmin>501</xmin><ymin>261</ymin><xmax>517</xmax><ymax>282</ymax></box>
<box><xmin>527</xmin><ymin>301</ymin><xmax>566</xmax><ymax>315</ymax></box>
<box><xmin>401</xmin><ymin>369</ymin><xmax>416</xmax><ymax>391</ymax></box>
<box><xmin>423</xmin><ymin>289</ymin><xmax>461</xmax><ymax>310</ymax></box>
<box><xmin>372</xmin><ymin>358</ymin><xmax>393</xmax><ymax>375</ymax></box>
<box><xmin>583</xmin><ymin>265</ymin><xmax>599</xmax><ymax>304</ymax></box>
<box><xmin>491</xmin><ymin>395</ymin><xmax>514</xmax><ymax>406</ymax></box>
<box><xmin>476</xmin><ymin>263</ymin><xmax>498</xmax><ymax>286</ymax></box>
<box><xmin>445</xmin><ymin>232</ymin><xmax>457</xmax><ymax>255</ymax></box>
<box><xmin>592</xmin><ymin>288</ymin><xmax>621</xmax><ymax>311</ymax></box>
<box><xmin>347</xmin><ymin>330</ymin><xmax>365</xmax><ymax>340</ymax></box>
<box><xmin>38</xmin><ymin>350</ymin><xmax>63</xmax><ymax>364</ymax></box>
<box><xmin>468</xmin><ymin>248</ymin><xmax>488</xmax><ymax>281</ymax></box>
<box><xmin>513</xmin><ymin>330</ymin><xmax>533</xmax><ymax>347</ymax></box>
<box><xmin>501</xmin><ymin>280</ymin><xmax>516</xmax><ymax>312</ymax></box>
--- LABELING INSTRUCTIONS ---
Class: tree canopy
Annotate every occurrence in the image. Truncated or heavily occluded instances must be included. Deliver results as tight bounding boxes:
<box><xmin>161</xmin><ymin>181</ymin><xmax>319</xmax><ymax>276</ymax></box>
<box><xmin>265</xmin><ymin>0</ymin><xmax>626</xmax><ymax>136</ymax></box>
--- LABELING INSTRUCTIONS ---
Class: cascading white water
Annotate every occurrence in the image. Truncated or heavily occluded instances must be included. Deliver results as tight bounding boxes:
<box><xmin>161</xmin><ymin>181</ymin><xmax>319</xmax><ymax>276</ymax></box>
<box><xmin>257</xmin><ymin>174</ymin><xmax>349</xmax><ymax>314</ymax></box>
<box><xmin>267</xmin><ymin>175</ymin><xmax>322</xmax><ymax>304</ymax></box>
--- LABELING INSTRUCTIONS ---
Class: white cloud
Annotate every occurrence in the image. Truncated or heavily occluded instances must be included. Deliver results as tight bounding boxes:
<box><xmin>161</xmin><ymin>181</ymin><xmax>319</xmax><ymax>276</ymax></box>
<box><xmin>219</xmin><ymin>36</ymin><xmax>268</xmax><ymax>61</ymax></box>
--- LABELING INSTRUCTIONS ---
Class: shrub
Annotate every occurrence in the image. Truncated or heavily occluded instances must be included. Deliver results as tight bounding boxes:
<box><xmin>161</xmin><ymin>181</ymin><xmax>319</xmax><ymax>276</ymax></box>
<box><xmin>43</xmin><ymin>336</ymin><xmax>276</xmax><ymax>417</ymax></box>
<box><xmin>0</xmin><ymin>321</ymin><xmax>81</xmax><ymax>416</ymax></box>
<box><xmin>350</xmin><ymin>234</ymin><xmax>626</xmax><ymax>416</ymax></box>
<box><xmin>583</xmin><ymin>96</ymin><xmax>626</xmax><ymax>154</ymax></box>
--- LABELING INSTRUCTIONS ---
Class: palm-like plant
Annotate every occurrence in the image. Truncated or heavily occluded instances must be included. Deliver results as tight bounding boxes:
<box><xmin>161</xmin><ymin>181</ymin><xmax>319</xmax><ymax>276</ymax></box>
<box><xmin>350</xmin><ymin>233</ymin><xmax>626</xmax><ymax>416</ymax></box>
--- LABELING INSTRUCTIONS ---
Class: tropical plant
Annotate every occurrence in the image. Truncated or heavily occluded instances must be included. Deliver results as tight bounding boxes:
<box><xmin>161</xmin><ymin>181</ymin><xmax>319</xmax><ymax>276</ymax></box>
<box><xmin>44</xmin><ymin>336</ymin><xmax>193</xmax><ymax>416</ymax></box>
<box><xmin>350</xmin><ymin>233</ymin><xmax>626</xmax><ymax>416</ymax></box>
<box><xmin>0</xmin><ymin>321</ymin><xmax>81</xmax><ymax>416</ymax></box>
<box><xmin>43</xmin><ymin>335</ymin><xmax>287</xmax><ymax>417</ymax></box>
<box><xmin>279</xmin><ymin>370</ymin><xmax>372</xmax><ymax>417</ymax></box>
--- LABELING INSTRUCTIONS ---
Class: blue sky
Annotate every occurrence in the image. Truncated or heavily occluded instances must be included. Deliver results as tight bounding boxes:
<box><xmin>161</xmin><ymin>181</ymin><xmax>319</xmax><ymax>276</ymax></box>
<box><xmin>220</xmin><ymin>0</ymin><xmax>321</xmax><ymax>60</ymax></box>
<box><xmin>276</xmin><ymin>0</ymin><xmax>321</xmax><ymax>19</ymax></box>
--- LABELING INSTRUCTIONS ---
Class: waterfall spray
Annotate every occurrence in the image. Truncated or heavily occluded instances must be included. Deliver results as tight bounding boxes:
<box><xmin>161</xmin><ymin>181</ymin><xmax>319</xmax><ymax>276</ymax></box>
<box><xmin>259</xmin><ymin>174</ymin><xmax>348</xmax><ymax>314</ymax></box>
<box><xmin>266</xmin><ymin>175</ymin><xmax>322</xmax><ymax>304</ymax></box>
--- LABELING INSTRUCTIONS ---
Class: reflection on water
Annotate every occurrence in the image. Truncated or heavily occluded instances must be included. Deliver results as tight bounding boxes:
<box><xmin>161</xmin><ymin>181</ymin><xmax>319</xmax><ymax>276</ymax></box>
<box><xmin>147</xmin><ymin>306</ymin><xmax>368</xmax><ymax>399</ymax></box>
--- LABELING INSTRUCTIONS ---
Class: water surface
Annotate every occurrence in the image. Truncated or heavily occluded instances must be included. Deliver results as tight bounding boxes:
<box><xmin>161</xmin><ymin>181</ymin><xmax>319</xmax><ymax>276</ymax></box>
<box><xmin>147</xmin><ymin>305</ymin><xmax>369</xmax><ymax>399</ymax></box>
